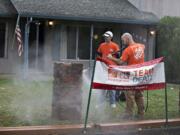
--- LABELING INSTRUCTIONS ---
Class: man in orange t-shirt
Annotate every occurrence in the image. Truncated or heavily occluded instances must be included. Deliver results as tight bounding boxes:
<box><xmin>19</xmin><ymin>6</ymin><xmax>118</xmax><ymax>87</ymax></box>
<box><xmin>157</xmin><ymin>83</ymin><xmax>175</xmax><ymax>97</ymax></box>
<box><xmin>97</xmin><ymin>31</ymin><xmax>120</xmax><ymax>65</ymax></box>
<box><xmin>97</xmin><ymin>31</ymin><xmax>120</xmax><ymax>108</ymax></box>
<box><xmin>107</xmin><ymin>33</ymin><xmax>145</xmax><ymax>119</ymax></box>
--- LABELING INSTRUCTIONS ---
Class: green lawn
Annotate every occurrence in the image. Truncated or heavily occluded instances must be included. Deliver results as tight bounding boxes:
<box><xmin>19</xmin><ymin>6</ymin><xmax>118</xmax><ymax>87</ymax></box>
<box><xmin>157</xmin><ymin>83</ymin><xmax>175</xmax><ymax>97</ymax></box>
<box><xmin>0</xmin><ymin>77</ymin><xmax>180</xmax><ymax>127</ymax></box>
<box><xmin>0</xmin><ymin>78</ymin><xmax>53</xmax><ymax>126</ymax></box>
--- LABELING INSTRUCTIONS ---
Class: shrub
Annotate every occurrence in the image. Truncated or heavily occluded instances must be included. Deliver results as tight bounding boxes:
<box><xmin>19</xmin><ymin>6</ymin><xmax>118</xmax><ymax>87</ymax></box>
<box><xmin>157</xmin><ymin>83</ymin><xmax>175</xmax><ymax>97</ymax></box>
<box><xmin>157</xmin><ymin>16</ymin><xmax>180</xmax><ymax>83</ymax></box>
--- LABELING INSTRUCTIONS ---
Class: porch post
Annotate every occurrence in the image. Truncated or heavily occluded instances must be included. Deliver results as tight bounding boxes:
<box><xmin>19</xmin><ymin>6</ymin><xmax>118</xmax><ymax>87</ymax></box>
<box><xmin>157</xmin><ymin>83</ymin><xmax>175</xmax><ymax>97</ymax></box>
<box><xmin>24</xmin><ymin>17</ymin><xmax>31</xmax><ymax>78</ymax></box>
<box><xmin>75</xmin><ymin>26</ymin><xmax>79</xmax><ymax>59</ymax></box>
<box><xmin>89</xmin><ymin>24</ymin><xmax>94</xmax><ymax>70</ymax></box>
<box><xmin>35</xmin><ymin>22</ymin><xmax>40</xmax><ymax>69</ymax></box>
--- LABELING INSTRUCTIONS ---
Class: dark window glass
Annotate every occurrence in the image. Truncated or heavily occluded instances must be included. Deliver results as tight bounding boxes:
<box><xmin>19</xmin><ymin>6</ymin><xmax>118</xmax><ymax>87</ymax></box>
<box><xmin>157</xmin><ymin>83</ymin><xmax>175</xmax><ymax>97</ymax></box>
<box><xmin>67</xmin><ymin>26</ymin><xmax>76</xmax><ymax>59</ymax></box>
<box><xmin>78</xmin><ymin>27</ymin><xmax>90</xmax><ymax>59</ymax></box>
<box><xmin>0</xmin><ymin>23</ymin><xmax>6</xmax><ymax>58</ymax></box>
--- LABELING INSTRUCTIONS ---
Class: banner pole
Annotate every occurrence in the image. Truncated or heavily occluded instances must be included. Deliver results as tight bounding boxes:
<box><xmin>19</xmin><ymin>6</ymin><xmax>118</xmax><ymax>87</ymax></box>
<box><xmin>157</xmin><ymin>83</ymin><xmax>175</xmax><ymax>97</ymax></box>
<box><xmin>163</xmin><ymin>58</ymin><xmax>168</xmax><ymax>127</ymax></box>
<box><xmin>165</xmin><ymin>83</ymin><xmax>168</xmax><ymax>127</ymax></box>
<box><xmin>145</xmin><ymin>91</ymin><xmax>149</xmax><ymax>112</ymax></box>
<box><xmin>179</xmin><ymin>85</ymin><xmax>180</xmax><ymax>114</ymax></box>
<box><xmin>83</xmin><ymin>58</ymin><xmax>97</xmax><ymax>133</ymax></box>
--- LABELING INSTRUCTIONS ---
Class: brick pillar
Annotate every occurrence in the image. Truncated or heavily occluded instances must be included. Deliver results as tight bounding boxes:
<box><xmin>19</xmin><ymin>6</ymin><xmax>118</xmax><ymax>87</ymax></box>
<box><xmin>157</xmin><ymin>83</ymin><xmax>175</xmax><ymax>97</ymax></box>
<box><xmin>52</xmin><ymin>62</ymin><xmax>83</xmax><ymax>121</ymax></box>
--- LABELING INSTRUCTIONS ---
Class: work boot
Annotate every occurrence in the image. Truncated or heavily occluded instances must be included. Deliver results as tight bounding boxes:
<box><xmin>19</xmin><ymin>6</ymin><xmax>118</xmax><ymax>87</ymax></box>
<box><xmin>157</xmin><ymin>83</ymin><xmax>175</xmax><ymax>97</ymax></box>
<box><xmin>120</xmin><ymin>113</ymin><xmax>133</xmax><ymax>120</ymax></box>
<box><xmin>110</xmin><ymin>103</ymin><xmax>116</xmax><ymax>108</ymax></box>
<box><xmin>134</xmin><ymin>114</ymin><xmax>144</xmax><ymax>120</ymax></box>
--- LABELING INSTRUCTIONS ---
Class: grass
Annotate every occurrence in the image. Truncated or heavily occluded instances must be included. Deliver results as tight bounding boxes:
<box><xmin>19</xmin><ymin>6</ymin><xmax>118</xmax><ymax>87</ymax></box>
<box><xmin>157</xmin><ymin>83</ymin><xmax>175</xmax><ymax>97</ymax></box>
<box><xmin>0</xmin><ymin>78</ymin><xmax>53</xmax><ymax>126</ymax></box>
<box><xmin>0</xmin><ymin>77</ymin><xmax>180</xmax><ymax>127</ymax></box>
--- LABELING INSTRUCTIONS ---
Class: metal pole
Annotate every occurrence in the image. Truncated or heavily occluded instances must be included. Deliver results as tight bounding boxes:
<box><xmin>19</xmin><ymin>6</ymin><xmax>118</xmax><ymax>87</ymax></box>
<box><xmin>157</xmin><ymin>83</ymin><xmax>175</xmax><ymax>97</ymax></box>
<box><xmin>24</xmin><ymin>18</ymin><xmax>31</xmax><ymax>78</ymax></box>
<box><xmin>89</xmin><ymin>24</ymin><xmax>94</xmax><ymax>70</ymax></box>
<box><xmin>165</xmin><ymin>83</ymin><xmax>168</xmax><ymax>127</ymax></box>
<box><xmin>146</xmin><ymin>29</ymin><xmax>150</xmax><ymax>61</ymax></box>
<box><xmin>76</xmin><ymin>26</ymin><xmax>79</xmax><ymax>60</ymax></box>
<box><xmin>145</xmin><ymin>91</ymin><xmax>149</xmax><ymax>112</ymax></box>
<box><xmin>163</xmin><ymin>58</ymin><xmax>168</xmax><ymax>127</ymax></box>
<box><xmin>179</xmin><ymin>86</ymin><xmax>180</xmax><ymax>114</ymax></box>
<box><xmin>83</xmin><ymin>58</ymin><xmax>97</xmax><ymax>133</ymax></box>
<box><xmin>90</xmin><ymin>24</ymin><xmax>94</xmax><ymax>61</ymax></box>
<box><xmin>35</xmin><ymin>22</ymin><xmax>40</xmax><ymax>69</ymax></box>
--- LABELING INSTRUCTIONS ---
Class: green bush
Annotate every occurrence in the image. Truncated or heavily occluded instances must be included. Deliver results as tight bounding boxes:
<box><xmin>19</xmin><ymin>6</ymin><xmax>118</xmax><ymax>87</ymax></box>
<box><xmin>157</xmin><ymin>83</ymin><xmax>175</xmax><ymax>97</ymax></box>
<box><xmin>157</xmin><ymin>16</ymin><xmax>180</xmax><ymax>83</ymax></box>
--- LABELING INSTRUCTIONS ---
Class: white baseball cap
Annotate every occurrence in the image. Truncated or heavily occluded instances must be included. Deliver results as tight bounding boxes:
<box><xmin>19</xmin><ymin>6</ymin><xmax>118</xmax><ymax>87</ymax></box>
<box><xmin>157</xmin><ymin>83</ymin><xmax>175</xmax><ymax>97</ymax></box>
<box><xmin>103</xmin><ymin>31</ymin><xmax>113</xmax><ymax>38</ymax></box>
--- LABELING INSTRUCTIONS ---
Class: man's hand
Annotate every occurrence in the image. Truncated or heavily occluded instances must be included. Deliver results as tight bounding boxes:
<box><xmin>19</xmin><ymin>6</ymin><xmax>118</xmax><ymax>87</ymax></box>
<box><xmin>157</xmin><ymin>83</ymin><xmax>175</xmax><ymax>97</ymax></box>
<box><xmin>107</xmin><ymin>53</ymin><xmax>124</xmax><ymax>65</ymax></box>
<box><xmin>107</xmin><ymin>54</ymin><xmax>113</xmax><ymax>59</ymax></box>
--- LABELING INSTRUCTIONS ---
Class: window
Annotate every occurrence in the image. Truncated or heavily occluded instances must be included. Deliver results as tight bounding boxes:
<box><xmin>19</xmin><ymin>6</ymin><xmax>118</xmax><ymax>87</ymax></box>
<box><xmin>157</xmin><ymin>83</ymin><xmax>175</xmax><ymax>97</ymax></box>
<box><xmin>78</xmin><ymin>26</ymin><xmax>90</xmax><ymax>59</ymax></box>
<box><xmin>67</xmin><ymin>26</ymin><xmax>91</xmax><ymax>60</ymax></box>
<box><xmin>66</xmin><ymin>25</ymin><xmax>119</xmax><ymax>60</ymax></box>
<box><xmin>67</xmin><ymin>26</ymin><xmax>76</xmax><ymax>59</ymax></box>
<box><xmin>0</xmin><ymin>22</ymin><xmax>6</xmax><ymax>58</ymax></box>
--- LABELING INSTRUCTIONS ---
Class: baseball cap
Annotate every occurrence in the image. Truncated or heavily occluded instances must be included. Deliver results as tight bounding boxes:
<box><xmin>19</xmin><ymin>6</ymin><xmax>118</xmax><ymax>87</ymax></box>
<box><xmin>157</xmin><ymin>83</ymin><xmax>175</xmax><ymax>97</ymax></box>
<box><xmin>103</xmin><ymin>31</ymin><xmax>113</xmax><ymax>38</ymax></box>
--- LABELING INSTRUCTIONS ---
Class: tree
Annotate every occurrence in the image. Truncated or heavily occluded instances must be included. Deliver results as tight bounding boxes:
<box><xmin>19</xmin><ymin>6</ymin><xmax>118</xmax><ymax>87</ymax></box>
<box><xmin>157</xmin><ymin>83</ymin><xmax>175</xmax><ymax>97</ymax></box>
<box><xmin>157</xmin><ymin>16</ymin><xmax>180</xmax><ymax>83</ymax></box>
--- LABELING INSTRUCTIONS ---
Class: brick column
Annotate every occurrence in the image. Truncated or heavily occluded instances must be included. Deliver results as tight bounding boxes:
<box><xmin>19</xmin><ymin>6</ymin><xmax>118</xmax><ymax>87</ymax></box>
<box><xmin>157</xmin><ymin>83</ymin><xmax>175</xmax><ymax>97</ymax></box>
<box><xmin>52</xmin><ymin>62</ymin><xmax>83</xmax><ymax>121</ymax></box>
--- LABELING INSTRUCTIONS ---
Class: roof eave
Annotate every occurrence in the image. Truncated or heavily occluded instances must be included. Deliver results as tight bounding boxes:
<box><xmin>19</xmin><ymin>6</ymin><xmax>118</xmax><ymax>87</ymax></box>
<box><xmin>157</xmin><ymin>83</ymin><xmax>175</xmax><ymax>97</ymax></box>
<box><xmin>19</xmin><ymin>13</ymin><xmax>159</xmax><ymax>25</ymax></box>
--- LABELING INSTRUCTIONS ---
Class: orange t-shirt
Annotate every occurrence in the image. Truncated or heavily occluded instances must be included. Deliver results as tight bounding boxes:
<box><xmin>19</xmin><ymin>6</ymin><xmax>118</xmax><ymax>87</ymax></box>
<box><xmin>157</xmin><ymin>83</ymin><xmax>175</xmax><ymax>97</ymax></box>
<box><xmin>121</xmin><ymin>43</ymin><xmax>145</xmax><ymax>65</ymax></box>
<box><xmin>97</xmin><ymin>41</ymin><xmax>120</xmax><ymax>65</ymax></box>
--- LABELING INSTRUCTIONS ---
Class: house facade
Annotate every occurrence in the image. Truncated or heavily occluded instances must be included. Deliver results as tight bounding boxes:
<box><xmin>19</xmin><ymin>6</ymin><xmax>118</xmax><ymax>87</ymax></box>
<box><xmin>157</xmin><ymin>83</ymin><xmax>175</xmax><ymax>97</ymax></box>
<box><xmin>0</xmin><ymin>0</ymin><xmax>158</xmax><ymax>74</ymax></box>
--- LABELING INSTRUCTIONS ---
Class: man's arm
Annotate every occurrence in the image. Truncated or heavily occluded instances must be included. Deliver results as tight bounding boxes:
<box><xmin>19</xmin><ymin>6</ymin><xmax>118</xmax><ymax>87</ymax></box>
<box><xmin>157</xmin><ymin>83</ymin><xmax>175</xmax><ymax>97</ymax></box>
<box><xmin>97</xmin><ymin>44</ymin><xmax>103</xmax><ymax>57</ymax></box>
<box><xmin>96</xmin><ymin>51</ymin><xmax>102</xmax><ymax>57</ymax></box>
<box><xmin>107</xmin><ymin>54</ymin><xmax>126</xmax><ymax>65</ymax></box>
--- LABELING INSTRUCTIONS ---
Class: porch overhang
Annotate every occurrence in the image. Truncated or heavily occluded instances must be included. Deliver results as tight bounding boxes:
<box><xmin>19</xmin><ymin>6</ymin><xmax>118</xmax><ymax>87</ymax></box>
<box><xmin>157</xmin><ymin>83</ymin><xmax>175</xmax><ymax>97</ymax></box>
<box><xmin>11</xmin><ymin>0</ymin><xmax>159</xmax><ymax>25</ymax></box>
<box><xmin>18</xmin><ymin>13</ymin><xmax>158</xmax><ymax>25</ymax></box>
